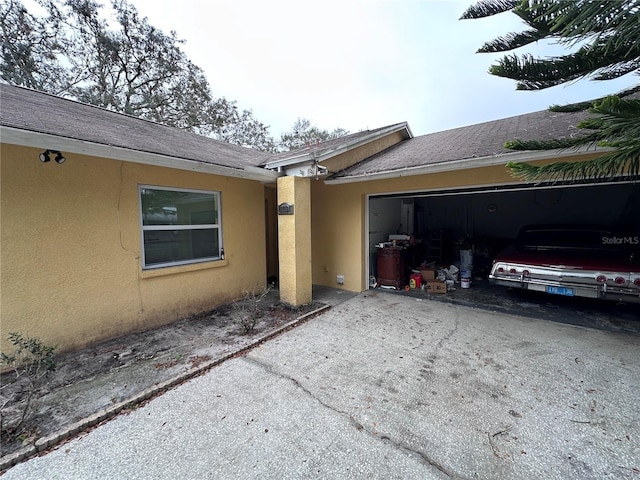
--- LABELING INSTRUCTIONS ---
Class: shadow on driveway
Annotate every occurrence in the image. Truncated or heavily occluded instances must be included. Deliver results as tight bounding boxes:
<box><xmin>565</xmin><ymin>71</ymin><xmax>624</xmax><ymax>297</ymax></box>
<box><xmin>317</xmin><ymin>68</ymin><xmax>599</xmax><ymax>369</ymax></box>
<box><xmin>386</xmin><ymin>279</ymin><xmax>640</xmax><ymax>336</ymax></box>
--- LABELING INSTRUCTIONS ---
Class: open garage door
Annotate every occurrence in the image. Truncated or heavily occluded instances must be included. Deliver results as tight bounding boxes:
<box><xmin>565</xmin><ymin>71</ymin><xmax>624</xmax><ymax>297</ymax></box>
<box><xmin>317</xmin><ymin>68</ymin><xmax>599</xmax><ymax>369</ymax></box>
<box><xmin>367</xmin><ymin>181</ymin><xmax>640</xmax><ymax>287</ymax></box>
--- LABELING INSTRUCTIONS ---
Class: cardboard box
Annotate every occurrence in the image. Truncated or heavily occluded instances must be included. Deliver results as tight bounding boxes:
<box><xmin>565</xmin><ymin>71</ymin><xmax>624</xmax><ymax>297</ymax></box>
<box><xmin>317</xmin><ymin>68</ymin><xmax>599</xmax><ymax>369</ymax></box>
<box><xmin>421</xmin><ymin>269</ymin><xmax>435</xmax><ymax>282</ymax></box>
<box><xmin>427</xmin><ymin>279</ymin><xmax>447</xmax><ymax>294</ymax></box>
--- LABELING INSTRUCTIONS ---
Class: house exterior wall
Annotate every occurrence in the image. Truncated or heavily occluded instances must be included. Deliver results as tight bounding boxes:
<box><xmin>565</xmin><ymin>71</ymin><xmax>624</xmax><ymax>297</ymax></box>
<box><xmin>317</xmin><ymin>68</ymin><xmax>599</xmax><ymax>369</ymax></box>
<box><xmin>1</xmin><ymin>144</ymin><xmax>266</xmax><ymax>354</ymax></box>
<box><xmin>311</xmin><ymin>153</ymin><xmax>604</xmax><ymax>292</ymax></box>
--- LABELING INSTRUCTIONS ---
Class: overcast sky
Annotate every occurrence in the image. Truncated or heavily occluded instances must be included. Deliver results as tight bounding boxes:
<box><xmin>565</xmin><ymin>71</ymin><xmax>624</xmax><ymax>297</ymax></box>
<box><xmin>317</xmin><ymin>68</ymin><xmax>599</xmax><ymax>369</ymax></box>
<box><xmin>130</xmin><ymin>0</ymin><xmax>637</xmax><ymax>139</ymax></box>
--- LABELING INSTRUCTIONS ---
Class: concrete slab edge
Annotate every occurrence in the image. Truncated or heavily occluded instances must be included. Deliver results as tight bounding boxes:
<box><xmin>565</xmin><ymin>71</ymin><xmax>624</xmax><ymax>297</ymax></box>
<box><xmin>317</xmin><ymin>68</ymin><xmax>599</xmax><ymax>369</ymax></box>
<box><xmin>0</xmin><ymin>304</ymin><xmax>331</xmax><ymax>472</ymax></box>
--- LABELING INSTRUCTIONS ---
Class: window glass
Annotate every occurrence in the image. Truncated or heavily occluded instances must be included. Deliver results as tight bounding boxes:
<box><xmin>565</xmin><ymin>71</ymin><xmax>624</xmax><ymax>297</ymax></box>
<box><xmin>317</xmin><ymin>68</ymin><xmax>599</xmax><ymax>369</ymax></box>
<box><xmin>140</xmin><ymin>187</ymin><xmax>221</xmax><ymax>268</ymax></box>
<box><xmin>141</xmin><ymin>188</ymin><xmax>218</xmax><ymax>226</ymax></box>
<box><xmin>143</xmin><ymin>229</ymin><xmax>219</xmax><ymax>266</ymax></box>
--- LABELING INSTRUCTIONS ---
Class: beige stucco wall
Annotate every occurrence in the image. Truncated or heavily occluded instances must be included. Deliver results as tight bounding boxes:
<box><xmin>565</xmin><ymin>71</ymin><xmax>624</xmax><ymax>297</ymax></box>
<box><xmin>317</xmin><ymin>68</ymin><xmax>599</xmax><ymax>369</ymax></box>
<box><xmin>277</xmin><ymin>176</ymin><xmax>312</xmax><ymax>306</ymax></box>
<box><xmin>311</xmin><ymin>153</ymin><xmax>605</xmax><ymax>293</ymax></box>
<box><xmin>1</xmin><ymin>144</ymin><xmax>267</xmax><ymax>354</ymax></box>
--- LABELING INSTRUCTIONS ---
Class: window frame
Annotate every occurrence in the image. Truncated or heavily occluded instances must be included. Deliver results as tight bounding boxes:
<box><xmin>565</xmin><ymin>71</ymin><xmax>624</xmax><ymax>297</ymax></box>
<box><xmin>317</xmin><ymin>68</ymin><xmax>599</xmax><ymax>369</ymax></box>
<box><xmin>138</xmin><ymin>185</ymin><xmax>223</xmax><ymax>270</ymax></box>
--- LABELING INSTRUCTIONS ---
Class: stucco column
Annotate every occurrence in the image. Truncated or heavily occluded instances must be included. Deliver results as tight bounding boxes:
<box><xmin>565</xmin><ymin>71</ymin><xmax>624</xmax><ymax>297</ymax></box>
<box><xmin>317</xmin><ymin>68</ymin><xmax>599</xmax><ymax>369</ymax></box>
<box><xmin>277</xmin><ymin>176</ymin><xmax>312</xmax><ymax>307</ymax></box>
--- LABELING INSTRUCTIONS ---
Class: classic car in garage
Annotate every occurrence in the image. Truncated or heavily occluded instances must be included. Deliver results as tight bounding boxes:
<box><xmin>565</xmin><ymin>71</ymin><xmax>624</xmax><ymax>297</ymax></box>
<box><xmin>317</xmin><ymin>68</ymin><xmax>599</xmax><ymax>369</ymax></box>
<box><xmin>489</xmin><ymin>225</ymin><xmax>640</xmax><ymax>303</ymax></box>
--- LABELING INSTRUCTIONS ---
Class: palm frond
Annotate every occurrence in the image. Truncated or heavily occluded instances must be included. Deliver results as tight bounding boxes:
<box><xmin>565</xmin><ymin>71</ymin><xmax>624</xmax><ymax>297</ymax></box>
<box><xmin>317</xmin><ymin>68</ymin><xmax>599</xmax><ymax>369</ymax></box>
<box><xmin>541</xmin><ymin>0</ymin><xmax>640</xmax><ymax>48</ymax></box>
<box><xmin>593</xmin><ymin>60</ymin><xmax>640</xmax><ymax>81</ymax></box>
<box><xmin>459</xmin><ymin>0</ymin><xmax>520</xmax><ymax>20</ymax></box>
<box><xmin>513</xmin><ymin>1</ymin><xmax>555</xmax><ymax>30</ymax></box>
<box><xmin>591</xmin><ymin>95</ymin><xmax>640</xmax><ymax>116</ymax></box>
<box><xmin>477</xmin><ymin>29</ymin><xmax>549</xmax><ymax>53</ymax></box>
<box><xmin>491</xmin><ymin>40</ymin><xmax>640</xmax><ymax>89</ymax></box>
<box><xmin>548</xmin><ymin>101</ymin><xmax>595</xmax><ymax>113</ymax></box>
<box><xmin>548</xmin><ymin>85</ymin><xmax>640</xmax><ymax>112</ymax></box>
<box><xmin>507</xmin><ymin>146</ymin><xmax>640</xmax><ymax>183</ymax></box>
<box><xmin>617</xmin><ymin>85</ymin><xmax>640</xmax><ymax>98</ymax></box>
<box><xmin>588</xmin><ymin>97</ymin><xmax>640</xmax><ymax>142</ymax></box>
<box><xmin>507</xmin><ymin>94</ymin><xmax>640</xmax><ymax>182</ymax></box>
<box><xmin>464</xmin><ymin>0</ymin><xmax>640</xmax><ymax>182</ymax></box>
<box><xmin>504</xmin><ymin>137</ymin><xmax>596</xmax><ymax>151</ymax></box>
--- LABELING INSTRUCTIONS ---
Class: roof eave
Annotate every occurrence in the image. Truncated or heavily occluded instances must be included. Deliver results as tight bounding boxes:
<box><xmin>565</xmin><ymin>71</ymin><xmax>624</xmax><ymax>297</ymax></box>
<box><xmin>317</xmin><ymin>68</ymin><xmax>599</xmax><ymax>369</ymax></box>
<box><xmin>324</xmin><ymin>145</ymin><xmax>607</xmax><ymax>185</ymax></box>
<box><xmin>1</xmin><ymin>126</ymin><xmax>281</xmax><ymax>183</ymax></box>
<box><xmin>264</xmin><ymin>122</ymin><xmax>413</xmax><ymax>170</ymax></box>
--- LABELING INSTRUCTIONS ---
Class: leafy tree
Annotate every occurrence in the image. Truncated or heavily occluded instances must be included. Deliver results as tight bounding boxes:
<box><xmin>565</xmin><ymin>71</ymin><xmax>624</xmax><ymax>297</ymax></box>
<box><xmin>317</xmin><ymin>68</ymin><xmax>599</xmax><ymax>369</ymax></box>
<box><xmin>461</xmin><ymin>0</ymin><xmax>640</xmax><ymax>182</ymax></box>
<box><xmin>214</xmin><ymin>103</ymin><xmax>278</xmax><ymax>151</ymax></box>
<box><xmin>0</xmin><ymin>0</ymin><xmax>70</xmax><ymax>93</ymax></box>
<box><xmin>278</xmin><ymin>118</ymin><xmax>350</xmax><ymax>152</ymax></box>
<box><xmin>0</xmin><ymin>0</ymin><xmax>275</xmax><ymax>150</ymax></box>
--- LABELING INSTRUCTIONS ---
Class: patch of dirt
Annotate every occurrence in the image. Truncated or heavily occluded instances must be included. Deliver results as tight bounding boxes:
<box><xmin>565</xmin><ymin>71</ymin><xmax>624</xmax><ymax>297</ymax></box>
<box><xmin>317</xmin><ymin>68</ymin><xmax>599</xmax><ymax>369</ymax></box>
<box><xmin>1</xmin><ymin>289</ymin><xmax>325</xmax><ymax>458</ymax></box>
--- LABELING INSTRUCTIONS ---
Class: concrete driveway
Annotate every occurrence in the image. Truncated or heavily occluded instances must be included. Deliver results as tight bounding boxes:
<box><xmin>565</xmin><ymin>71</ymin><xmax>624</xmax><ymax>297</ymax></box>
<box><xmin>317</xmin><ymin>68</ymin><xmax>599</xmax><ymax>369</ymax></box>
<box><xmin>5</xmin><ymin>291</ymin><xmax>639</xmax><ymax>479</ymax></box>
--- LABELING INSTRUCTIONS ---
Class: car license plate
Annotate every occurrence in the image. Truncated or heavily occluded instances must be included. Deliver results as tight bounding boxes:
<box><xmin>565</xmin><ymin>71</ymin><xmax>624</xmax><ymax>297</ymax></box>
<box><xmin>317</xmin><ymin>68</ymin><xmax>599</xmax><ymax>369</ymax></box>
<box><xmin>547</xmin><ymin>286</ymin><xmax>574</xmax><ymax>296</ymax></box>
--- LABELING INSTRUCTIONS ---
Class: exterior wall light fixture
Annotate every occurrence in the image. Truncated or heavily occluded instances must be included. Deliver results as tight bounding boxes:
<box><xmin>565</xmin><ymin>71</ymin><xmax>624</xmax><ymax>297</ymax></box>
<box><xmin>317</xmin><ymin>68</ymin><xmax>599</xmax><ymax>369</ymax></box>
<box><xmin>39</xmin><ymin>149</ymin><xmax>66</xmax><ymax>164</ymax></box>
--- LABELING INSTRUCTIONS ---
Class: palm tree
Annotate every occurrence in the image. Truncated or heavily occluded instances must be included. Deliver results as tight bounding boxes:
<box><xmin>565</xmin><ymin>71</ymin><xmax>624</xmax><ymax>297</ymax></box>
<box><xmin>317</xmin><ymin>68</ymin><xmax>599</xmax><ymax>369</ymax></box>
<box><xmin>460</xmin><ymin>0</ymin><xmax>640</xmax><ymax>182</ymax></box>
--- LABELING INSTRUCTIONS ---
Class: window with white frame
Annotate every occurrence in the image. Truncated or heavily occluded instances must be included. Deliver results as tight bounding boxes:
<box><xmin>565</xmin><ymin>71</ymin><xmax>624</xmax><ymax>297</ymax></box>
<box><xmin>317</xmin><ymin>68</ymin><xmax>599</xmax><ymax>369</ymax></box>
<box><xmin>139</xmin><ymin>186</ymin><xmax>222</xmax><ymax>269</ymax></box>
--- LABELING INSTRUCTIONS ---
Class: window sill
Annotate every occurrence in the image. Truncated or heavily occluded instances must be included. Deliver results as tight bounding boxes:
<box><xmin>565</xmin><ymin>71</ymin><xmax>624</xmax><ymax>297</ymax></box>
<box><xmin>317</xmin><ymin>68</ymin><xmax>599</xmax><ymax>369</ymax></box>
<box><xmin>140</xmin><ymin>259</ymin><xmax>228</xmax><ymax>279</ymax></box>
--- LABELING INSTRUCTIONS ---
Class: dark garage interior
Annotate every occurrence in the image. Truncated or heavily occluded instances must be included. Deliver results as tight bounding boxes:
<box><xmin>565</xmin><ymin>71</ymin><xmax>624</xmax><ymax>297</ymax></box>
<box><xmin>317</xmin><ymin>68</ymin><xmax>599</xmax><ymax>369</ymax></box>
<box><xmin>368</xmin><ymin>181</ymin><xmax>640</xmax><ymax>334</ymax></box>
<box><xmin>369</xmin><ymin>181</ymin><xmax>640</xmax><ymax>284</ymax></box>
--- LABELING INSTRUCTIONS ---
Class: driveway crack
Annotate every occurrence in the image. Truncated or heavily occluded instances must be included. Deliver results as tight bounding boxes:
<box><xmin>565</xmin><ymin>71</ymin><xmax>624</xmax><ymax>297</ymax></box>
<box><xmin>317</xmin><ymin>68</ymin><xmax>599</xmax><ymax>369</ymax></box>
<box><xmin>243</xmin><ymin>356</ymin><xmax>349</xmax><ymax>414</ymax></box>
<box><xmin>243</xmin><ymin>356</ymin><xmax>465</xmax><ymax>479</ymax></box>
<box><xmin>437</xmin><ymin>309</ymin><xmax>460</xmax><ymax>350</ymax></box>
<box><xmin>426</xmin><ymin>307</ymin><xmax>460</xmax><ymax>366</ymax></box>
<box><xmin>378</xmin><ymin>435</ymin><xmax>465</xmax><ymax>479</ymax></box>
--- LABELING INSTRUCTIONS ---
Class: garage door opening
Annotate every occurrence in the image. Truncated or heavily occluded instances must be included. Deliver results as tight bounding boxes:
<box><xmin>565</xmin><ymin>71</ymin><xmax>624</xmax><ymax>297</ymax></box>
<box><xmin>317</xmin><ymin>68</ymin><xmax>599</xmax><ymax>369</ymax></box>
<box><xmin>367</xmin><ymin>181</ymin><xmax>640</xmax><ymax>290</ymax></box>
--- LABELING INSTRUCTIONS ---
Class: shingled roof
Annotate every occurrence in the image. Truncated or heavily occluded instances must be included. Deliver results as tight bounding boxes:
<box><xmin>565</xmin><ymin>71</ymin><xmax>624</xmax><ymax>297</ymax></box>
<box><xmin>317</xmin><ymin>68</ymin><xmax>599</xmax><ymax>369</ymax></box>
<box><xmin>330</xmin><ymin>106</ymin><xmax>596</xmax><ymax>180</ymax></box>
<box><xmin>2</xmin><ymin>82</ymin><xmax>620</xmax><ymax>185</ymax></box>
<box><xmin>0</xmin><ymin>83</ymin><xmax>269</xmax><ymax>170</ymax></box>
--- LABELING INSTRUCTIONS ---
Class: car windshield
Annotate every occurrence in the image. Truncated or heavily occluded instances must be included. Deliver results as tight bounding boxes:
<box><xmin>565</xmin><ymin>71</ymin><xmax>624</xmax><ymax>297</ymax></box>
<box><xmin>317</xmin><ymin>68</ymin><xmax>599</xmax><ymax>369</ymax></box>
<box><xmin>517</xmin><ymin>227</ymin><xmax>615</xmax><ymax>252</ymax></box>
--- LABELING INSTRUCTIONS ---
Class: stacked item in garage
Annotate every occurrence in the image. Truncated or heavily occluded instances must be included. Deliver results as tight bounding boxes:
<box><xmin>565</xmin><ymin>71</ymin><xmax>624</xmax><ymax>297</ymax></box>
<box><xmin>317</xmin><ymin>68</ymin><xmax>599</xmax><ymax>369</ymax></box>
<box><xmin>460</xmin><ymin>249</ymin><xmax>473</xmax><ymax>288</ymax></box>
<box><xmin>420</xmin><ymin>264</ymin><xmax>447</xmax><ymax>294</ymax></box>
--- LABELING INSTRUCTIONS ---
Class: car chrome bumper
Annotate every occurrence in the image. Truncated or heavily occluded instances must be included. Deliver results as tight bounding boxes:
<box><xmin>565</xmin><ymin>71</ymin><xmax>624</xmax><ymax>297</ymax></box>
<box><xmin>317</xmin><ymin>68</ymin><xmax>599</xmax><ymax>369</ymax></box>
<box><xmin>489</xmin><ymin>276</ymin><xmax>640</xmax><ymax>304</ymax></box>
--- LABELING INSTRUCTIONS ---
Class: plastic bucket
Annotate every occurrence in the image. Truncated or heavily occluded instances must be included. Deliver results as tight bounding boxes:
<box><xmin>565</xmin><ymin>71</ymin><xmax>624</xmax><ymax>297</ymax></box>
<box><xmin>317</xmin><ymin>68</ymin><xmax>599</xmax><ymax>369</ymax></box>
<box><xmin>461</xmin><ymin>278</ymin><xmax>471</xmax><ymax>289</ymax></box>
<box><xmin>460</xmin><ymin>250</ymin><xmax>473</xmax><ymax>267</ymax></box>
<box><xmin>460</xmin><ymin>268</ymin><xmax>472</xmax><ymax>279</ymax></box>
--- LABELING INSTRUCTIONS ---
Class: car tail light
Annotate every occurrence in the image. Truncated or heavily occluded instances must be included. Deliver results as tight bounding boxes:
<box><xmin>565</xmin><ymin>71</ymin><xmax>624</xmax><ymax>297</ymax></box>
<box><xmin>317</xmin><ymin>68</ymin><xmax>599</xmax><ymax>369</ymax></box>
<box><xmin>522</xmin><ymin>270</ymin><xmax>530</xmax><ymax>277</ymax></box>
<box><xmin>634</xmin><ymin>278</ymin><xmax>640</xmax><ymax>287</ymax></box>
<box><xmin>497</xmin><ymin>267</ymin><xmax>505</xmax><ymax>274</ymax></box>
<box><xmin>614</xmin><ymin>276</ymin><xmax>626</xmax><ymax>285</ymax></box>
<box><xmin>509</xmin><ymin>268</ymin><xmax>517</xmax><ymax>274</ymax></box>
<box><xmin>596</xmin><ymin>275</ymin><xmax>607</xmax><ymax>283</ymax></box>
